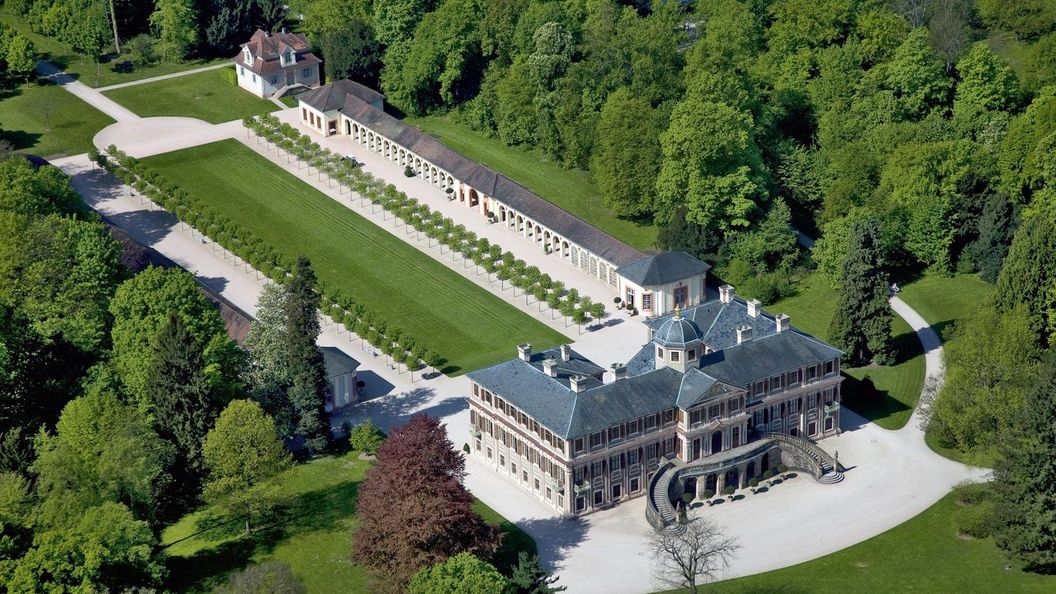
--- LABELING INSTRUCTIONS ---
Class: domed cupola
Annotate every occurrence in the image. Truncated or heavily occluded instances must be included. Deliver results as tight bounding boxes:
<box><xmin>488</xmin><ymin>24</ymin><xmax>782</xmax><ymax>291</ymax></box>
<box><xmin>653</xmin><ymin>307</ymin><xmax>702</xmax><ymax>372</ymax></box>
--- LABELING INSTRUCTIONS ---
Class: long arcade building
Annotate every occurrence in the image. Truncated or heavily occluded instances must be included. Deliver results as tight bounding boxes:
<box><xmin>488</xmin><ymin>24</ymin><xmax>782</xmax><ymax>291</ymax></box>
<box><xmin>467</xmin><ymin>284</ymin><xmax>844</xmax><ymax>516</ymax></box>
<box><xmin>297</xmin><ymin>80</ymin><xmax>712</xmax><ymax>317</ymax></box>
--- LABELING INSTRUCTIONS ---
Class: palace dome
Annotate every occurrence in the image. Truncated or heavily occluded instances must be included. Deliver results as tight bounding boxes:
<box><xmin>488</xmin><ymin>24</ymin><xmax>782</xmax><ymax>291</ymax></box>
<box><xmin>653</xmin><ymin>312</ymin><xmax>702</xmax><ymax>348</ymax></box>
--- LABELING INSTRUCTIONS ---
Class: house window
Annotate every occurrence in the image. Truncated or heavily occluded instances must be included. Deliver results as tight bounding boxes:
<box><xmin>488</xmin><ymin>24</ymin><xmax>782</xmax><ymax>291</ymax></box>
<box><xmin>239</xmin><ymin>66</ymin><xmax>245</xmax><ymax>76</ymax></box>
<box><xmin>642</xmin><ymin>293</ymin><xmax>652</xmax><ymax>310</ymax></box>
<box><xmin>302</xmin><ymin>67</ymin><xmax>311</xmax><ymax>78</ymax></box>
<box><xmin>270</xmin><ymin>75</ymin><xmax>278</xmax><ymax>84</ymax></box>
<box><xmin>252</xmin><ymin>74</ymin><xmax>257</xmax><ymax>83</ymax></box>
<box><xmin>243</xmin><ymin>48</ymin><xmax>252</xmax><ymax>65</ymax></box>
<box><xmin>656</xmin><ymin>346</ymin><xmax>664</xmax><ymax>358</ymax></box>
<box><xmin>671</xmin><ymin>351</ymin><xmax>680</xmax><ymax>362</ymax></box>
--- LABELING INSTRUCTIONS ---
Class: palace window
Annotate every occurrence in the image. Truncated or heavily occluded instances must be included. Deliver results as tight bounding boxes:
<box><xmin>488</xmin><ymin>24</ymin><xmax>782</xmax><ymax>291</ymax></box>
<box><xmin>808</xmin><ymin>394</ymin><xmax>816</xmax><ymax>409</ymax></box>
<box><xmin>573</xmin><ymin>437</ymin><xmax>584</xmax><ymax>454</ymax></box>
<box><xmin>753</xmin><ymin>381</ymin><xmax>765</xmax><ymax>397</ymax></box>
<box><xmin>546</xmin><ymin>487</ymin><xmax>552</xmax><ymax>500</ymax></box>
<box><xmin>688</xmin><ymin>348</ymin><xmax>696</xmax><ymax>361</ymax></box>
<box><xmin>645</xmin><ymin>414</ymin><xmax>658</xmax><ymax>432</ymax></box>
<box><xmin>656</xmin><ymin>346</ymin><xmax>664</xmax><ymax>358</ymax></box>
<box><xmin>642</xmin><ymin>293</ymin><xmax>653</xmax><ymax>310</ymax></box>
<box><xmin>630</xmin><ymin>477</ymin><xmax>640</xmax><ymax>493</ymax></box>
<box><xmin>708</xmin><ymin>404</ymin><xmax>721</xmax><ymax>420</ymax></box>
<box><xmin>807</xmin><ymin>365</ymin><xmax>818</xmax><ymax>382</ymax></box>
<box><xmin>787</xmin><ymin>369</ymin><xmax>802</xmax><ymax>386</ymax></box>
<box><xmin>487</xmin><ymin>447</ymin><xmax>492</xmax><ymax>459</ymax></box>
<box><xmin>662</xmin><ymin>409</ymin><xmax>675</xmax><ymax>425</ymax></box>
<box><xmin>626</xmin><ymin>419</ymin><xmax>640</xmax><ymax>436</ymax></box>
<box><xmin>589</xmin><ymin>431</ymin><xmax>603</xmax><ymax>449</ymax></box>
<box><xmin>523</xmin><ymin>470</ymin><xmax>529</xmax><ymax>482</ymax></box>
<box><xmin>671</xmin><ymin>351</ymin><xmax>680</xmax><ymax>362</ymax></box>
<box><xmin>626</xmin><ymin>287</ymin><xmax>636</xmax><ymax>307</ymax></box>
<box><xmin>501</xmin><ymin>455</ymin><xmax>507</xmax><ymax>468</ymax></box>
<box><xmin>690</xmin><ymin>409</ymin><xmax>701</xmax><ymax>426</ymax></box>
<box><xmin>591</xmin><ymin>460</ymin><xmax>605</xmax><ymax>478</ymax></box>
<box><xmin>729</xmin><ymin>398</ymin><xmax>741</xmax><ymax>413</ymax></box>
<box><xmin>472</xmin><ymin>384</ymin><xmax>479</xmax><ymax>397</ymax></box>
<box><xmin>608</xmin><ymin>425</ymin><xmax>623</xmax><ymax>443</ymax></box>
<box><xmin>645</xmin><ymin>443</ymin><xmax>657</xmax><ymax>462</ymax></box>
<box><xmin>555</xmin><ymin>438</ymin><xmax>565</xmax><ymax>452</ymax></box>
<box><xmin>535</xmin><ymin>478</ymin><xmax>541</xmax><ymax>491</ymax></box>
<box><xmin>610</xmin><ymin>454</ymin><xmax>622</xmax><ymax>471</ymax></box>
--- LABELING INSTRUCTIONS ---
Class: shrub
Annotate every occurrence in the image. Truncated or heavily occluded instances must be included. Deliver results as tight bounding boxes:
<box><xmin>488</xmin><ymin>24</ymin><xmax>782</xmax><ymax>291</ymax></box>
<box><xmin>703</xmin><ymin>489</ymin><xmax>714</xmax><ymax>499</ymax></box>
<box><xmin>778</xmin><ymin>464</ymin><xmax>788</xmax><ymax>473</ymax></box>
<box><xmin>463</xmin><ymin>443</ymin><xmax>471</xmax><ymax>454</ymax></box>
<box><xmin>762</xmin><ymin>470</ymin><xmax>774</xmax><ymax>480</ymax></box>
<box><xmin>681</xmin><ymin>492</ymin><xmax>693</xmax><ymax>504</ymax></box>
<box><xmin>404</xmin><ymin>166</ymin><xmax>416</xmax><ymax>177</ymax></box>
<box><xmin>723</xmin><ymin>485</ymin><xmax>735</xmax><ymax>496</ymax></box>
<box><xmin>952</xmin><ymin>482</ymin><xmax>992</xmax><ymax>506</ymax></box>
<box><xmin>954</xmin><ymin>501</ymin><xmax>997</xmax><ymax>539</ymax></box>
<box><xmin>748</xmin><ymin>478</ymin><xmax>759</xmax><ymax>488</ymax></box>
<box><xmin>349</xmin><ymin>419</ymin><xmax>385</xmax><ymax>454</ymax></box>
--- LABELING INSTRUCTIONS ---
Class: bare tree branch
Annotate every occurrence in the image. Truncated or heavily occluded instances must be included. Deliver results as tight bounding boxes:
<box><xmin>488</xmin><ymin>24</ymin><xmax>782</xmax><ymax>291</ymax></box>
<box><xmin>650</xmin><ymin>517</ymin><xmax>740</xmax><ymax>594</ymax></box>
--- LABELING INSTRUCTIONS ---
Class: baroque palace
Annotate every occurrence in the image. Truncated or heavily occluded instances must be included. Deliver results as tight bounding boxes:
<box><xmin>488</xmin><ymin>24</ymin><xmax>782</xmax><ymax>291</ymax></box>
<box><xmin>467</xmin><ymin>283</ymin><xmax>845</xmax><ymax>527</ymax></box>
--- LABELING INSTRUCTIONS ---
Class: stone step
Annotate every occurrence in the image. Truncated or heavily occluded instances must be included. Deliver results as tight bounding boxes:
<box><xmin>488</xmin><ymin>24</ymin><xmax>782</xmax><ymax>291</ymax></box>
<box><xmin>817</xmin><ymin>470</ymin><xmax>844</xmax><ymax>484</ymax></box>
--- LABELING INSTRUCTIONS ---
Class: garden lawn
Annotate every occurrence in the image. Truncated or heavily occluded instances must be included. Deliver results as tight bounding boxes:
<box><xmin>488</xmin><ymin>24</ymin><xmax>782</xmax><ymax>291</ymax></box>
<box><xmin>771</xmin><ymin>273</ymin><xmax>924</xmax><ymax>430</ymax></box>
<box><xmin>406</xmin><ymin>114</ymin><xmax>658</xmax><ymax>251</ymax></box>
<box><xmin>160</xmin><ymin>451</ymin><xmax>534</xmax><ymax>593</ymax></box>
<box><xmin>0</xmin><ymin>81</ymin><xmax>114</xmax><ymax>158</ymax></box>
<box><xmin>143</xmin><ymin>140</ymin><xmax>567</xmax><ymax>374</ymax></box>
<box><xmin>898</xmin><ymin>272</ymin><xmax>994</xmax><ymax>343</ymax></box>
<box><xmin>655</xmin><ymin>492</ymin><xmax>1056</xmax><ymax>593</ymax></box>
<box><xmin>103</xmin><ymin>68</ymin><xmax>277</xmax><ymax>123</ymax></box>
<box><xmin>0</xmin><ymin>8</ymin><xmax>228</xmax><ymax>88</ymax></box>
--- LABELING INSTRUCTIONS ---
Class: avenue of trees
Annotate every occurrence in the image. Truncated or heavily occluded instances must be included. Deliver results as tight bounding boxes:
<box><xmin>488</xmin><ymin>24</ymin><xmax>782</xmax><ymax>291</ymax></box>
<box><xmin>0</xmin><ymin>154</ymin><xmax>333</xmax><ymax>590</ymax></box>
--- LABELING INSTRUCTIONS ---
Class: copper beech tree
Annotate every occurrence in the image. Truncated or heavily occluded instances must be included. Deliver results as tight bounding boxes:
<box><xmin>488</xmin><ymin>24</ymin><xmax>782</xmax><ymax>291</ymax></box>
<box><xmin>352</xmin><ymin>414</ymin><xmax>499</xmax><ymax>592</ymax></box>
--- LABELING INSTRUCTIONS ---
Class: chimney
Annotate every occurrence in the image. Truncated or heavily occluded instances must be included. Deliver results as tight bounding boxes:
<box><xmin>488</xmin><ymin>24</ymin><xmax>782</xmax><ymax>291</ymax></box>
<box><xmin>603</xmin><ymin>363</ymin><xmax>627</xmax><ymax>384</ymax></box>
<box><xmin>736</xmin><ymin>325</ymin><xmax>752</xmax><ymax>344</ymax></box>
<box><xmin>281</xmin><ymin>26</ymin><xmax>289</xmax><ymax>34</ymax></box>
<box><xmin>517</xmin><ymin>343</ymin><xmax>532</xmax><ymax>362</ymax></box>
<box><xmin>559</xmin><ymin>344</ymin><xmax>571</xmax><ymax>362</ymax></box>
<box><xmin>747</xmin><ymin>299</ymin><xmax>762</xmax><ymax>318</ymax></box>
<box><xmin>569</xmin><ymin>375</ymin><xmax>588</xmax><ymax>392</ymax></box>
<box><xmin>719</xmin><ymin>284</ymin><xmax>735</xmax><ymax>304</ymax></box>
<box><xmin>543</xmin><ymin>357</ymin><xmax>557</xmax><ymax>377</ymax></box>
<box><xmin>776</xmin><ymin>313</ymin><xmax>790</xmax><ymax>333</ymax></box>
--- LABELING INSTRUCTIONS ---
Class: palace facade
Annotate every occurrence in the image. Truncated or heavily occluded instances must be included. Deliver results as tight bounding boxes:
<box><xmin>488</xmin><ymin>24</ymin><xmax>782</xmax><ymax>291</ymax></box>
<box><xmin>467</xmin><ymin>284</ymin><xmax>844</xmax><ymax>519</ymax></box>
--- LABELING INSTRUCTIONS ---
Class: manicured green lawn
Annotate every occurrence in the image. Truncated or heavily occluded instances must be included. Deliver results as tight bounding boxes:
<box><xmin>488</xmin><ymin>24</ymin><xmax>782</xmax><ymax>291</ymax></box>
<box><xmin>898</xmin><ymin>272</ymin><xmax>995</xmax><ymax>343</ymax></box>
<box><xmin>770</xmin><ymin>273</ymin><xmax>925</xmax><ymax>430</ymax></box>
<box><xmin>0</xmin><ymin>8</ymin><xmax>228</xmax><ymax>88</ymax></box>
<box><xmin>656</xmin><ymin>492</ymin><xmax>1056</xmax><ymax>593</ymax></box>
<box><xmin>143</xmin><ymin>140</ymin><xmax>567</xmax><ymax>374</ymax></box>
<box><xmin>103</xmin><ymin>68</ymin><xmax>277</xmax><ymax>124</ymax></box>
<box><xmin>161</xmin><ymin>451</ymin><xmax>534</xmax><ymax>593</ymax></box>
<box><xmin>406</xmin><ymin>114</ymin><xmax>659</xmax><ymax>251</ymax></box>
<box><xmin>0</xmin><ymin>81</ymin><xmax>114</xmax><ymax>158</ymax></box>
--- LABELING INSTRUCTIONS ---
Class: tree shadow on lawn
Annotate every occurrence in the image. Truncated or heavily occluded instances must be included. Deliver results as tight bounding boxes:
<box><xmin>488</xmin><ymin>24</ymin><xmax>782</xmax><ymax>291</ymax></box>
<box><xmin>841</xmin><ymin>373</ymin><xmax>911</xmax><ymax>429</ymax></box>
<box><xmin>164</xmin><ymin>479</ymin><xmax>361</xmax><ymax>591</ymax></box>
<box><xmin>0</xmin><ymin>129</ymin><xmax>42</xmax><ymax>152</ymax></box>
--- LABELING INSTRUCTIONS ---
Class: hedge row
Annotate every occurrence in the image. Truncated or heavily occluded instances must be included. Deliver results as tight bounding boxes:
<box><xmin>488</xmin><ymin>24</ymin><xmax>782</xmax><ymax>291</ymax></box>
<box><xmin>242</xmin><ymin>114</ymin><xmax>606</xmax><ymax>326</ymax></box>
<box><xmin>89</xmin><ymin>145</ymin><xmax>441</xmax><ymax>375</ymax></box>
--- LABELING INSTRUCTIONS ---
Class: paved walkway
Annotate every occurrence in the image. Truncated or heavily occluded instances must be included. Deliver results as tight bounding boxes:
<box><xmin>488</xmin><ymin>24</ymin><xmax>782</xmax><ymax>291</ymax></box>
<box><xmin>95</xmin><ymin>62</ymin><xmax>231</xmax><ymax>91</ymax></box>
<box><xmin>36</xmin><ymin>60</ymin><xmax>139</xmax><ymax>122</ymax></box>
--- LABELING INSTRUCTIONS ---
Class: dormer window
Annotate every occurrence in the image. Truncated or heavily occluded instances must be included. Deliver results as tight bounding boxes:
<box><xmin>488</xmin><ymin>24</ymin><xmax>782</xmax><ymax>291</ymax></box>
<box><xmin>243</xmin><ymin>47</ymin><xmax>252</xmax><ymax>66</ymax></box>
<box><xmin>281</xmin><ymin>49</ymin><xmax>294</xmax><ymax>66</ymax></box>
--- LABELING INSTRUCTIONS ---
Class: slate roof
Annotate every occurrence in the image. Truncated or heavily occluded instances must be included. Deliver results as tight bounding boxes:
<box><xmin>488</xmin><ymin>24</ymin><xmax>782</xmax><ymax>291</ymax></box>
<box><xmin>566</xmin><ymin>367</ymin><xmax>685</xmax><ymax>437</ymax></box>
<box><xmin>312</xmin><ymin>82</ymin><xmax>646</xmax><ymax>266</ymax></box>
<box><xmin>321</xmin><ymin>346</ymin><xmax>360</xmax><ymax>378</ymax></box>
<box><xmin>616</xmin><ymin>251</ymin><xmax>712</xmax><ymax>287</ymax></box>
<box><xmin>300</xmin><ymin>79</ymin><xmax>384</xmax><ymax>112</ymax></box>
<box><xmin>646</xmin><ymin>297</ymin><xmax>781</xmax><ymax>352</ymax></box>
<box><xmin>653</xmin><ymin>315</ymin><xmax>703</xmax><ymax>347</ymax></box>
<box><xmin>676</xmin><ymin>368</ymin><xmax>738</xmax><ymax>409</ymax></box>
<box><xmin>698</xmin><ymin>330</ymin><xmax>843</xmax><ymax>390</ymax></box>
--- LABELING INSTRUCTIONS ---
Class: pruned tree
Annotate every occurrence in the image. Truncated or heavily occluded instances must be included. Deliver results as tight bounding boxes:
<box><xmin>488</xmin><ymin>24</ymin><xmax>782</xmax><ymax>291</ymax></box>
<box><xmin>649</xmin><ymin>518</ymin><xmax>740</xmax><ymax>594</ymax></box>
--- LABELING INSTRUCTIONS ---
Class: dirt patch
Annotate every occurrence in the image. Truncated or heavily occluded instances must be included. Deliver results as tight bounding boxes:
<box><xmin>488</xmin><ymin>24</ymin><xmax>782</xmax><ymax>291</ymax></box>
<box><xmin>853</xmin><ymin>560</ymin><xmax>869</xmax><ymax>568</ymax></box>
<box><xmin>957</xmin><ymin>532</ymin><xmax>975</xmax><ymax>540</ymax></box>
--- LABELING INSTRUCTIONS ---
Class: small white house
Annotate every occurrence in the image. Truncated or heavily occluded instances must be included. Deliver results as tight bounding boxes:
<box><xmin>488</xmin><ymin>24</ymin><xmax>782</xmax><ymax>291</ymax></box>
<box><xmin>233</xmin><ymin>29</ymin><xmax>321</xmax><ymax>98</ymax></box>
<box><xmin>615</xmin><ymin>251</ymin><xmax>712</xmax><ymax>317</ymax></box>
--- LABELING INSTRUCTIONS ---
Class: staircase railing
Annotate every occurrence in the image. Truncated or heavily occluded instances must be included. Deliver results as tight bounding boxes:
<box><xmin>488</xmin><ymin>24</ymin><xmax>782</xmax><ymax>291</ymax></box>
<box><xmin>763</xmin><ymin>432</ymin><xmax>838</xmax><ymax>478</ymax></box>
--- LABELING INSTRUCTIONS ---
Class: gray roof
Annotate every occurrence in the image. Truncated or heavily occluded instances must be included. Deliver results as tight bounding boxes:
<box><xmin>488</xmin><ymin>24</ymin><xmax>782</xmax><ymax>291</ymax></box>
<box><xmin>300</xmin><ymin>79</ymin><xmax>384</xmax><ymax>113</ymax></box>
<box><xmin>616</xmin><ymin>251</ymin><xmax>712</xmax><ymax>286</ymax></box>
<box><xmin>653</xmin><ymin>315</ymin><xmax>702</xmax><ymax>347</ymax></box>
<box><xmin>647</xmin><ymin>297</ymin><xmax>780</xmax><ymax>352</ymax></box>
<box><xmin>566</xmin><ymin>367</ymin><xmax>685</xmax><ymax>437</ymax></box>
<box><xmin>699</xmin><ymin>330</ymin><xmax>843</xmax><ymax>390</ymax></box>
<box><xmin>321</xmin><ymin>346</ymin><xmax>360</xmax><ymax>378</ymax></box>
<box><xmin>312</xmin><ymin>81</ymin><xmax>645</xmax><ymax>266</ymax></box>
<box><xmin>676</xmin><ymin>368</ymin><xmax>738</xmax><ymax>409</ymax></box>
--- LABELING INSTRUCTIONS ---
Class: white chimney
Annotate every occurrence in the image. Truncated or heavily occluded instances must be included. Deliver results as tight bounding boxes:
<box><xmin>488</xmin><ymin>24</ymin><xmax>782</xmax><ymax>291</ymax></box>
<box><xmin>569</xmin><ymin>375</ymin><xmax>588</xmax><ymax>392</ymax></box>
<box><xmin>747</xmin><ymin>299</ymin><xmax>762</xmax><ymax>318</ymax></box>
<box><xmin>603</xmin><ymin>363</ymin><xmax>627</xmax><ymax>384</ymax></box>
<box><xmin>736</xmin><ymin>325</ymin><xmax>752</xmax><ymax>344</ymax></box>
<box><xmin>719</xmin><ymin>284</ymin><xmax>735</xmax><ymax>304</ymax></box>
<box><xmin>543</xmin><ymin>357</ymin><xmax>557</xmax><ymax>377</ymax></box>
<box><xmin>517</xmin><ymin>343</ymin><xmax>532</xmax><ymax>362</ymax></box>
<box><xmin>559</xmin><ymin>344</ymin><xmax>571</xmax><ymax>362</ymax></box>
<box><xmin>776</xmin><ymin>313</ymin><xmax>790</xmax><ymax>333</ymax></box>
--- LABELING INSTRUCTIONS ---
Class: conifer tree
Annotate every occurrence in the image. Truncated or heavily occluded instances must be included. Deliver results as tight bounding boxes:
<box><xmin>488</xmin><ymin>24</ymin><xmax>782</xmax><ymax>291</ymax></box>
<box><xmin>145</xmin><ymin>313</ymin><xmax>221</xmax><ymax>510</ymax></box>
<box><xmin>284</xmin><ymin>258</ymin><xmax>331</xmax><ymax>452</ymax></box>
<box><xmin>829</xmin><ymin>218</ymin><xmax>894</xmax><ymax>366</ymax></box>
<box><xmin>993</xmin><ymin>351</ymin><xmax>1056</xmax><ymax>572</ymax></box>
<box><xmin>507</xmin><ymin>552</ymin><xmax>566</xmax><ymax>594</ymax></box>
